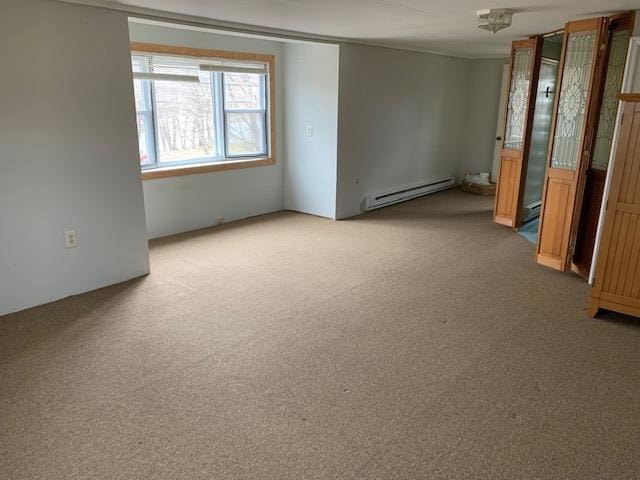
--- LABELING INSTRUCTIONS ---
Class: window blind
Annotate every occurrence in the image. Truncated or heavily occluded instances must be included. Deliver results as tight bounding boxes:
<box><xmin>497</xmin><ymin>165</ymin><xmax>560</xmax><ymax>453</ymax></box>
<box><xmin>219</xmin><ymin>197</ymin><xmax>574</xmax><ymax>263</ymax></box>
<box><xmin>132</xmin><ymin>54</ymin><xmax>200</xmax><ymax>82</ymax></box>
<box><xmin>199</xmin><ymin>59</ymin><xmax>267</xmax><ymax>75</ymax></box>
<box><xmin>132</xmin><ymin>53</ymin><xmax>267</xmax><ymax>82</ymax></box>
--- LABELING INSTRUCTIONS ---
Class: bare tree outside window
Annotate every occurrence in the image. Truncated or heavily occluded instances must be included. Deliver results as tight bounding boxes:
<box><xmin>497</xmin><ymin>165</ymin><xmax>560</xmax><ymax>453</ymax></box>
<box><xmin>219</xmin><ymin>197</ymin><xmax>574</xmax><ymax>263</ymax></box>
<box><xmin>154</xmin><ymin>70</ymin><xmax>216</xmax><ymax>163</ymax></box>
<box><xmin>223</xmin><ymin>73</ymin><xmax>266</xmax><ymax>156</ymax></box>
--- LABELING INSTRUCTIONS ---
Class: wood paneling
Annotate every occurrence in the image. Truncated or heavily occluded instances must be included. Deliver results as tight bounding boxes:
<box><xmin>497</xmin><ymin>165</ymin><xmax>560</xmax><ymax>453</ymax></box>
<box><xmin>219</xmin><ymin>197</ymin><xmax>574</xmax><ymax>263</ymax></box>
<box><xmin>590</xmin><ymin>101</ymin><xmax>640</xmax><ymax>318</ymax></box>
<box><xmin>540</xmin><ymin>180</ymin><xmax>571</xmax><ymax>256</ymax></box>
<box><xmin>494</xmin><ymin>155</ymin><xmax>521</xmax><ymax>226</ymax></box>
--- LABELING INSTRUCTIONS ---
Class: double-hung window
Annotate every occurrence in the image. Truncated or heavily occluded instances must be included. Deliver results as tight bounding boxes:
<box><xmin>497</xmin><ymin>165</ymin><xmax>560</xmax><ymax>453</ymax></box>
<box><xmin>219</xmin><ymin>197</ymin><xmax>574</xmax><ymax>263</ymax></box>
<box><xmin>131</xmin><ymin>44</ymin><xmax>274</xmax><ymax>178</ymax></box>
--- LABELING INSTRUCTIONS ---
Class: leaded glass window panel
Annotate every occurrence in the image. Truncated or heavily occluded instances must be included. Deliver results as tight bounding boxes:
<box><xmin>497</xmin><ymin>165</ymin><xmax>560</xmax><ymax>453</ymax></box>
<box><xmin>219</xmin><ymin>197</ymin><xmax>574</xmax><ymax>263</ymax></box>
<box><xmin>504</xmin><ymin>47</ymin><xmax>534</xmax><ymax>150</ymax></box>
<box><xmin>591</xmin><ymin>29</ymin><xmax>631</xmax><ymax>170</ymax></box>
<box><xmin>551</xmin><ymin>30</ymin><xmax>597</xmax><ymax>170</ymax></box>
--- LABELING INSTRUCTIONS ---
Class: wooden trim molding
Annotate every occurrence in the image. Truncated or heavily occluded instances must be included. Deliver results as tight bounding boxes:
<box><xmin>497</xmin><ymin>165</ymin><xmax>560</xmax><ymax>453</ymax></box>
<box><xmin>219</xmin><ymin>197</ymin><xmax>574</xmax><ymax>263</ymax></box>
<box><xmin>130</xmin><ymin>42</ymin><xmax>277</xmax><ymax>180</ymax></box>
<box><xmin>619</xmin><ymin>93</ymin><xmax>640</xmax><ymax>102</ymax></box>
<box><xmin>130</xmin><ymin>41</ymin><xmax>274</xmax><ymax>64</ymax></box>
<box><xmin>141</xmin><ymin>157</ymin><xmax>275</xmax><ymax>180</ymax></box>
<box><xmin>609</xmin><ymin>10</ymin><xmax>635</xmax><ymax>31</ymax></box>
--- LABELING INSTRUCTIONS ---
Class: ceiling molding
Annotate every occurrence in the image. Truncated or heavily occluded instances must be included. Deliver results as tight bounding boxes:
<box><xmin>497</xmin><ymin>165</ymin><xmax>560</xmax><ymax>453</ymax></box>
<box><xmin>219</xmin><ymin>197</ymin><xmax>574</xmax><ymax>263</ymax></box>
<box><xmin>54</xmin><ymin>0</ymin><xmax>510</xmax><ymax>59</ymax></box>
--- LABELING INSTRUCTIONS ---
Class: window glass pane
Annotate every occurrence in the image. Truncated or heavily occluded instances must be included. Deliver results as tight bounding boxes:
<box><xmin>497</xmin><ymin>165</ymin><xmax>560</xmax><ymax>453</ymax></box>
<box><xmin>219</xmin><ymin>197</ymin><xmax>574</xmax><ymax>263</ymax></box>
<box><xmin>504</xmin><ymin>46</ymin><xmax>534</xmax><ymax>150</ymax></box>
<box><xmin>154</xmin><ymin>73</ymin><xmax>217</xmax><ymax>163</ymax></box>
<box><xmin>551</xmin><ymin>30</ymin><xmax>597</xmax><ymax>170</ymax></box>
<box><xmin>133</xmin><ymin>78</ymin><xmax>146</xmax><ymax>111</ymax></box>
<box><xmin>225</xmin><ymin>112</ymin><xmax>266</xmax><ymax>156</ymax></box>
<box><xmin>224</xmin><ymin>73</ymin><xmax>264</xmax><ymax>110</ymax></box>
<box><xmin>131</xmin><ymin>53</ymin><xmax>272</xmax><ymax>167</ymax></box>
<box><xmin>591</xmin><ymin>29</ymin><xmax>631</xmax><ymax>170</ymax></box>
<box><xmin>137</xmin><ymin>114</ymin><xmax>153</xmax><ymax>166</ymax></box>
<box><xmin>132</xmin><ymin>78</ymin><xmax>153</xmax><ymax>166</ymax></box>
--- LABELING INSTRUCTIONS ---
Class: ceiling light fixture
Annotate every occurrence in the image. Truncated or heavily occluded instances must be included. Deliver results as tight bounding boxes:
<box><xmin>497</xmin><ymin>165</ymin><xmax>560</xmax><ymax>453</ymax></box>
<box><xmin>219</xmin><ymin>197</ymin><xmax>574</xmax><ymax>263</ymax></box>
<box><xmin>477</xmin><ymin>8</ymin><xmax>514</xmax><ymax>34</ymax></box>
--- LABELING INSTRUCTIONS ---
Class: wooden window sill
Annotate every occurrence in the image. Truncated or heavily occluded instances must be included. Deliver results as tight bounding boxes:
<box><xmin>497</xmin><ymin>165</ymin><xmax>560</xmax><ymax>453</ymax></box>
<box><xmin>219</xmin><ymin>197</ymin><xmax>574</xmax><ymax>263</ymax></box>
<box><xmin>141</xmin><ymin>157</ymin><xmax>275</xmax><ymax>180</ymax></box>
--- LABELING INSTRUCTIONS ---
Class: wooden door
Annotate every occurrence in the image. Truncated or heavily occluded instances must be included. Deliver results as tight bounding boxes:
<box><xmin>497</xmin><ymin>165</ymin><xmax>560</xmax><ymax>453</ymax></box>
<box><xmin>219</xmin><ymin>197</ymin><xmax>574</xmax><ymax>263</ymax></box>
<box><xmin>589</xmin><ymin>98</ymin><xmax>640</xmax><ymax>318</ymax></box>
<box><xmin>494</xmin><ymin>37</ymin><xmax>542</xmax><ymax>228</ymax></box>
<box><xmin>536</xmin><ymin>18</ymin><xmax>607</xmax><ymax>270</ymax></box>
<box><xmin>573</xmin><ymin>14</ymin><xmax>635</xmax><ymax>278</ymax></box>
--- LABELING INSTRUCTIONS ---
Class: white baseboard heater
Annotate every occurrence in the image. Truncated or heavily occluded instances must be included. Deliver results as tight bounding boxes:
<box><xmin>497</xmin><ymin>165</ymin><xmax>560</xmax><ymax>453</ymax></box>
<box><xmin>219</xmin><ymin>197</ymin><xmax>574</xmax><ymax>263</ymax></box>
<box><xmin>364</xmin><ymin>177</ymin><xmax>456</xmax><ymax>211</ymax></box>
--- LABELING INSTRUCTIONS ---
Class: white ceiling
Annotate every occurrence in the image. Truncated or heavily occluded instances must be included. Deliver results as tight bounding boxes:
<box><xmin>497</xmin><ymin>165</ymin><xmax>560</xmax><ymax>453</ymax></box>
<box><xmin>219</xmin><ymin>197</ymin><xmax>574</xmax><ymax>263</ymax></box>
<box><xmin>73</xmin><ymin>0</ymin><xmax>637</xmax><ymax>57</ymax></box>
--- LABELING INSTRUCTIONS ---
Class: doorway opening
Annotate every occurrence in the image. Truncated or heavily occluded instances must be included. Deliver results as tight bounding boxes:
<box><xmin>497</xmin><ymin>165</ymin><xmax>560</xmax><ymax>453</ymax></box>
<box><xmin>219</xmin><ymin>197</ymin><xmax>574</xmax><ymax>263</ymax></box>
<box><xmin>518</xmin><ymin>33</ymin><xmax>563</xmax><ymax>245</ymax></box>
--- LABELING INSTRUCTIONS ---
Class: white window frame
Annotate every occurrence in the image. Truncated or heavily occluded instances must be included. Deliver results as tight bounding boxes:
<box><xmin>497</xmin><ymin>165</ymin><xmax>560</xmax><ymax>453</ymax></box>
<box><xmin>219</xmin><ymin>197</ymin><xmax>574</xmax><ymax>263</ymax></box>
<box><xmin>130</xmin><ymin>43</ymin><xmax>275</xmax><ymax>180</ymax></box>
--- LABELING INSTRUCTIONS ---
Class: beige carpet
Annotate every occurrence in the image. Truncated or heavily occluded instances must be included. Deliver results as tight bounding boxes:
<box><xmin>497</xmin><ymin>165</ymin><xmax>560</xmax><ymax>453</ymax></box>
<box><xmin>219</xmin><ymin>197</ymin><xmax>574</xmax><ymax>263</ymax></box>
<box><xmin>2</xmin><ymin>188</ymin><xmax>640</xmax><ymax>479</ymax></box>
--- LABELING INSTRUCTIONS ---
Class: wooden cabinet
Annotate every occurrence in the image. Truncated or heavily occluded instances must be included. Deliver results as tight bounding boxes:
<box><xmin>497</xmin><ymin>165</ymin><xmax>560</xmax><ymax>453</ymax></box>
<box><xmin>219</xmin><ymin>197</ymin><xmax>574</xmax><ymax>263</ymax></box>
<box><xmin>589</xmin><ymin>98</ymin><xmax>640</xmax><ymax>318</ymax></box>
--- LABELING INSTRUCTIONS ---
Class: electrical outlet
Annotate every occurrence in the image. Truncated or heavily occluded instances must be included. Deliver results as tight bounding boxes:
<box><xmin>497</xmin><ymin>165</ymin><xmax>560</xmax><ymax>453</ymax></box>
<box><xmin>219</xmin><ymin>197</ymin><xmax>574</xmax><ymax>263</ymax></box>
<box><xmin>354</xmin><ymin>176</ymin><xmax>359</xmax><ymax>185</ymax></box>
<box><xmin>216</xmin><ymin>217</ymin><xmax>224</xmax><ymax>225</ymax></box>
<box><xmin>305</xmin><ymin>125</ymin><xmax>313</xmax><ymax>137</ymax></box>
<box><xmin>64</xmin><ymin>230</ymin><xmax>78</xmax><ymax>249</ymax></box>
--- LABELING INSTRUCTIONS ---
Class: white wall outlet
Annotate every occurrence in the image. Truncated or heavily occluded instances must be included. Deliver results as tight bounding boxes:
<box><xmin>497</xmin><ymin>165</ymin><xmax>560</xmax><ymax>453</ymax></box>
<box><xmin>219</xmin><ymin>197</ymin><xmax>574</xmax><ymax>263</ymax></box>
<box><xmin>305</xmin><ymin>125</ymin><xmax>313</xmax><ymax>137</ymax></box>
<box><xmin>354</xmin><ymin>176</ymin><xmax>359</xmax><ymax>185</ymax></box>
<box><xmin>64</xmin><ymin>230</ymin><xmax>78</xmax><ymax>249</ymax></box>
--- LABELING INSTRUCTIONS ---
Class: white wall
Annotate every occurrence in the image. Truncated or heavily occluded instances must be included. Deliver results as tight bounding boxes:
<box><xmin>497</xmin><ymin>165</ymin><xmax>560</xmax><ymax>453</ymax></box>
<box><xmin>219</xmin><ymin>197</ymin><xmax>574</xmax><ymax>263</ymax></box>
<box><xmin>283</xmin><ymin>42</ymin><xmax>340</xmax><ymax>219</ymax></box>
<box><xmin>0</xmin><ymin>5</ymin><xmax>507</xmax><ymax>315</ymax></box>
<box><xmin>335</xmin><ymin>44</ymin><xmax>471</xmax><ymax>219</ymax></box>
<box><xmin>461</xmin><ymin>58</ymin><xmax>510</xmax><ymax>178</ymax></box>
<box><xmin>129</xmin><ymin>22</ymin><xmax>286</xmax><ymax>239</ymax></box>
<box><xmin>0</xmin><ymin>0</ymin><xmax>150</xmax><ymax>316</ymax></box>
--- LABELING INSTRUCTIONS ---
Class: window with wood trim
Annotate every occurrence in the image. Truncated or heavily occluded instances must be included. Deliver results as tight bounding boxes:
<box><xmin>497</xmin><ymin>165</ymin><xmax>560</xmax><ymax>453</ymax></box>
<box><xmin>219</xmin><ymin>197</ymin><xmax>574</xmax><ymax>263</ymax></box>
<box><xmin>130</xmin><ymin>43</ymin><xmax>275</xmax><ymax>179</ymax></box>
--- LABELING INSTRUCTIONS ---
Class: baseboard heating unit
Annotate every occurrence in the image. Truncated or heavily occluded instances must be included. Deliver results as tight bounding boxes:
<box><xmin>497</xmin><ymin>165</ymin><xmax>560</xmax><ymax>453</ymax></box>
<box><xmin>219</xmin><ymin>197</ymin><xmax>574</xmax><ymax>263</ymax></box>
<box><xmin>364</xmin><ymin>177</ymin><xmax>456</xmax><ymax>211</ymax></box>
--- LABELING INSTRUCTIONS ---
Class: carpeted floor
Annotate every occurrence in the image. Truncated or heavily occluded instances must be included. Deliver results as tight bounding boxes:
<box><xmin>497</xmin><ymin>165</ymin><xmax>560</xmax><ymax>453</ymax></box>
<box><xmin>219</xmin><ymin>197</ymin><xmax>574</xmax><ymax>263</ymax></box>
<box><xmin>2</xmin><ymin>188</ymin><xmax>640</xmax><ymax>479</ymax></box>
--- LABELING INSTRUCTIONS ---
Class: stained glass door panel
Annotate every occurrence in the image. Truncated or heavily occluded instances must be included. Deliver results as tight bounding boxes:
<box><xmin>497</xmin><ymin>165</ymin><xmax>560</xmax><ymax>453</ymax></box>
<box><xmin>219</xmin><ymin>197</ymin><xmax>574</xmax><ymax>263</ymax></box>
<box><xmin>536</xmin><ymin>18</ymin><xmax>606</xmax><ymax>271</ymax></box>
<box><xmin>494</xmin><ymin>38</ymin><xmax>542</xmax><ymax>228</ymax></box>
<box><xmin>504</xmin><ymin>47</ymin><xmax>534</xmax><ymax>150</ymax></box>
<box><xmin>550</xmin><ymin>31</ymin><xmax>598</xmax><ymax>170</ymax></box>
<box><xmin>592</xmin><ymin>29</ymin><xmax>632</xmax><ymax>170</ymax></box>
